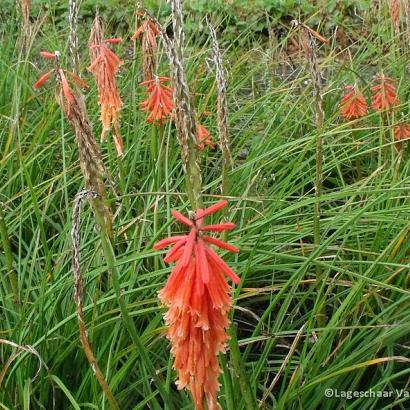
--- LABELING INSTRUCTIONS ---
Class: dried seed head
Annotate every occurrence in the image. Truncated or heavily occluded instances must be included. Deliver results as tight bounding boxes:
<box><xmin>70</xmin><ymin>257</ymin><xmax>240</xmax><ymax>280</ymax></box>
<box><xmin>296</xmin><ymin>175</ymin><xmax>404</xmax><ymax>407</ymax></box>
<box><xmin>406</xmin><ymin>0</ymin><xmax>410</xmax><ymax>49</ymax></box>
<box><xmin>21</xmin><ymin>0</ymin><xmax>31</xmax><ymax>38</ymax></box>
<box><xmin>89</xmin><ymin>15</ymin><xmax>104</xmax><ymax>62</ymax></box>
<box><xmin>299</xmin><ymin>23</ymin><xmax>325</xmax><ymax>129</ymax></box>
<box><xmin>55</xmin><ymin>86</ymin><xmax>111</xmax><ymax>228</ymax></box>
<box><xmin>390</xmin><ymin>0</ymin><xmax>401</xmax><ymax>38</ymax></box>
<box><xmin>152</xmin><ymin>0</ymin><xmax>202</xmax><ymax>207</ymax></box>
<box><xmin>68</xmin><ymin>0</ymin><xmax>80</xmax><ymax>74</ymax></box>
<box><xmin>207</xmin><ymin>19</ymin><xmax>232</xmax><ymax>167</ymax></box>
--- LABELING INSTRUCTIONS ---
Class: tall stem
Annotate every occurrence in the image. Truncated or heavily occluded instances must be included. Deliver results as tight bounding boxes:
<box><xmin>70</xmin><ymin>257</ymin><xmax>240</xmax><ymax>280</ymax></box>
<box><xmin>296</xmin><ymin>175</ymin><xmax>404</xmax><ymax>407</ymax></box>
<box><xmin>302</xmin><ymin>26</ymin><xmax>324</xmax><ymax>277</ymax></box>
<box><xmin>298</xmin><ymin>22</ymin><xmax>326</xmax><ymax>325</ymax></box>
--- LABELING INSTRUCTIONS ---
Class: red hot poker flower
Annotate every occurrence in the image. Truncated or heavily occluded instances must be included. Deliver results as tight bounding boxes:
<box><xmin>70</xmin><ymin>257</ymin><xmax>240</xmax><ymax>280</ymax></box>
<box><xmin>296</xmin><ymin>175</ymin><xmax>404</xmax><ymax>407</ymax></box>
<box><xmin>339</xmin><ymin>85</ymin><xmax>368</xmax><ymax>121</ymax></box>
<box><xmin>139</xmin><ymin>76</ymin><xmax>174</xmax><ymax>123</ymax></box>
<box><xmin>197</xmin><ymin>124</ymin><xmax>216</xmax><ymax>150</ymax></box>
<box><xmin>371</xmin><ymin>76</ymin><xmax>400</xmax><ymax>111</ymax></box>
<box><xmin>88</xmin><ymin>41</ymin><xmax>124</xmax><ymax>156</ymax></box>
<box><xmin>154</xmin><ymin>200</ymin><xmax>240</xmax><ymax>410</ymax></box>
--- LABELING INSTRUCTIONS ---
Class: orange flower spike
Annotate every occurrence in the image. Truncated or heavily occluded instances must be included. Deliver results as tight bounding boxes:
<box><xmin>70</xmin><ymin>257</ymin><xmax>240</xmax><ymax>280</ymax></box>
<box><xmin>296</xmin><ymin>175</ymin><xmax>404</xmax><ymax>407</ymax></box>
<box><xmin>197</xmin><ymin>124</ymin><xmax>216</xmax><ymax>150</ymax></box>
<box><xmin>87</xmin><ymin>41</ymin><xmax>124</xmax><ymax>156</ymax></box>
<box><xmin>339</xmin><ymin>85</ymin><xmax>368</xmax><ymax>121</ymax></box>
<box><xmin>139</xmin><ymin>76</ymin><xmax>174</xmax><ymax>123</ymax></box>
<box><xmin>371</xmin><ymin>76</ymin><xmax>400</xmax><ymax>111</ymax></box>
<box><xmin>154</xmin><ymin>200</ymin><xmax>240</xmax><ymax>410</ymax></box>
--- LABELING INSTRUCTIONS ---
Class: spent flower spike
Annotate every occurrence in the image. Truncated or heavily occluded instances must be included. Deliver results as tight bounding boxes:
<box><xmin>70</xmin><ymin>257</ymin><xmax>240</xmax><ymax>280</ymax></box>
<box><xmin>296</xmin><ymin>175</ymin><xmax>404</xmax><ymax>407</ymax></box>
<box><xmin>154</xmin><ymin>200</ymin><xmax>240</xmax><ymax>410</ymax></box>
<box><xmin>139</xmin><ymin>76</ymin><xmax>174</xmax><ymax>123</ymax></box>
<box><xmin>339</xmin><ymin>85</ymin><xmax>368</xmax><ymax>121</ymax></box>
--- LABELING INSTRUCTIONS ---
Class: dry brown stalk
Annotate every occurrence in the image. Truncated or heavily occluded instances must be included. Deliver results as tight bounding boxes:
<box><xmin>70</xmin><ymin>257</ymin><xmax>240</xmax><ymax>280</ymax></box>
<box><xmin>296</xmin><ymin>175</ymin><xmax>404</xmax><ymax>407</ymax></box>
<box><xmin>150</xmin><ymin>0</ymin><xmax>202</xmax><ymax>209</ymax></box>
<box><xmin>206</xmin><ymin>18</ymin><xmax>232</xmax><ymax>197</ymax></box>
<box><xmin>293</xmin><ymin>20</ymin><xmax>325</xmax><ymax>310</ymax></box>
<box><xmin>89</xmin><ymin>15</ymin><xmax>104</xmax><ymax>62</ymax></box>
<box><xmin>390</xmin><ymin>0</ymin><xmax>401</xmax><ymax>39</ymax></box>
<box><xmin>68</xmin><ymin>0</ymin><xmax>80</xmax><ymax>74</ymax></box>
<box><xmin>405</xmin><ymin>0</ymin><xmax>410</xmax><ymax>49</ymax></box>
<box><xmin>21</xmin><ymin>0</ymin><xmax>31</xmax><ymax>42</ymax></box>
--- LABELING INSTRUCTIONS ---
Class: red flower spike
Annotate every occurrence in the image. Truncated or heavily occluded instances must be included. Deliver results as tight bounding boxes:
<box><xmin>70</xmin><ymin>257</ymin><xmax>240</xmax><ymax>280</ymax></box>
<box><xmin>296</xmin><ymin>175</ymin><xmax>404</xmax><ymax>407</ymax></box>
<box><xmin>139</xmin><ymin>76</ymin><xmax>174</xmax><ymax>124</ymax></box>
<box><xmin>371</xmin><ymin>76</ymin><xmax>400</xmax><ymax>111</ymax></box>
<box><xmin>339</xmin><ymin>85</ymin><xmax>368</xmax><ymax>121</ymax></box>
<box><xmin>154</xmin><ymin>202</ymin><xmax>240</xmax><ymax>410</ymax></box>
<box><xmin>40</xmin><ymin>51</ymin><xmax>56</xmax><ymax>59</ymax></box>
<box><xmin>33</xmin><ymin>70</ymin><xmax>54</xmax><ymax>89</ymax></box>
<box><xmin>32</xmin><ymin>57</ymin><xmax>84</xmax><ymax>111</ymax></box>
